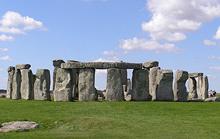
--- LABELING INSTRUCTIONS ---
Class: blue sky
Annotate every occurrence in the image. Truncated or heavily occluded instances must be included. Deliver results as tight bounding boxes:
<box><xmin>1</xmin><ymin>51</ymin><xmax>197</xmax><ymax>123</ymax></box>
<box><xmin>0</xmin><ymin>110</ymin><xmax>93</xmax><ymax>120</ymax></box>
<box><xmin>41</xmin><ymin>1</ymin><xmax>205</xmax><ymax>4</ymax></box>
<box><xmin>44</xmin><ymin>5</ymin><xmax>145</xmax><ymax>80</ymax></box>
<box><xmin>0</xmin><ymin>0</ymin><xmax>220</xmax><ymax>91</ymax></box>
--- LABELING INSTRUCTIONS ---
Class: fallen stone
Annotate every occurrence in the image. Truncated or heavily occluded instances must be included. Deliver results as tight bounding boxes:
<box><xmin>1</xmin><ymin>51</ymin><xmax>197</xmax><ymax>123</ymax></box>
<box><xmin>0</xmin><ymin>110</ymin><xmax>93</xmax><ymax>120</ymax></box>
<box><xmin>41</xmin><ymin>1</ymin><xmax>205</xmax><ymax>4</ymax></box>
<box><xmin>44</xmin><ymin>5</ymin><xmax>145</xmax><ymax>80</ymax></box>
<box><xmin>78</xmin><ymin>68</ymin><xmax>97</xmax><ymax>101</ymax></box>
<box><xmin>0</xmin><ymin>121</ymin><xmax>39</xmax><ymax>133</ymax></box>
<box><xmin>143</xmin><ymin>61</ymin><xmax>159</xmax><ymax>69</ymax></box>
<box><xmin>54</xmin><ymin>68</ymin><xmax>73</xmax><ymax>101</ymax></box>
<box><xmin>16</xmin><ymin>64</ymin><xmax>31</xmax><ymax>70</ymax></box>
<box><xmin>149</xmin><ymin>67</ymin><xmax>160</xmax><ymax>101</ymax></box>
<box><xmin>132</xmin><ymin>69</ymin><xmax>150</xmax><ymax>101</ymax></box>
<box><xmin>188</xmin><ymin>98</ymin><xmax>204</xmax><ymax>102</ymax></box>
<box><xmin>6</xmin><ymin>66</ymin><xmax>15</xmax><ymax>99</ymax></box>
<box><xmin>61</xmin><ymin>62</ymin><xmax>142</xmax><ymax>69</ymax></box>
<box><xmin>155</xmin><ymin>70</ymin><xmax>174</xmax><ymax>101</ymax></box>
<box><xmin>173</xmin><ymin>70</ymin><xmax>188</xmax><ymax>102</ymax></box>
<box><xmin>106</xmin><ymin>68</ymin><xmax>124</xmax><ymax>101</ymax></box>
<box><xmin>205</xmin><ymin>97</ymin><xmax>220</xmax><ymax>102</ymax></box>
<box><xmin>20</xmin><ymin>69</ymin><xmax>34</xmax><ymax>100</ymax></box>
<box><xmin>34</xmin><ymin>69</ymin><xmax>51</xmax><ymax>100</ymax></box>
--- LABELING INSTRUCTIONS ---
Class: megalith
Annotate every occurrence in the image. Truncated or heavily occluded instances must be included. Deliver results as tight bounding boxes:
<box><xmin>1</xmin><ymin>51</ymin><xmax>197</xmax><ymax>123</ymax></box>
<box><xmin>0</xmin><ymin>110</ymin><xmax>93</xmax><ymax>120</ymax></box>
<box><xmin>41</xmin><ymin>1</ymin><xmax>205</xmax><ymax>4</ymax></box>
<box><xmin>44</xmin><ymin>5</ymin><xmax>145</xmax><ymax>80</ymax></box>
<box><xmin>123</xmin><ymin>79</ymin><xmax>132</xmax><ymax>101</ymax></box>
<box><xmin>34</xmin><ymin>69</ymin><xmax>51</xmax><ymax>100</ymax></box>
<box><xmin>11</xmin><ymin>69</ymin><xmax>21</xmax><ymax>100</ymax></box>
<box><xmin>188</xmin><ymin>77</ymin><xmax>197</xmax><ymax>99</ymax></box>
<box><xmin>106</xmin><ymin>68</ymin><xmax>124</xmax><ymax>101</ymax></box>
<box><xmin>120</xmin><ymin>69</ymin><xmax>127</xmax><ymax>90</ymax></box>
<box><xmin>155</xmin><ymin>70</ymin><xmax>174</xmax><ymax>101</ymax></box>
<box><xmin>201</xmin><ymin>76</ymin><xmax>209</xmax><ymax>100</ymax></box>
<box><xmin>143</xmin><ymin>61</ymin><xmax>159</xmax><ymax>70</ymax></box>
<box><xmin>52</xmin><ymin>59</ymin><xmax>65</xmax><ymax>91</ymax></box>
<box><xmin>173</xmin><ymin>70</ymin><xmax>188</xmax><ymax>101</ymax></box>
<box><xmin>196</xmin><ymin>74</ymin><xmax>204</xmax><ymax>99</ymax></box>
<box><xmin>54</xmin><ymin>68</ymin><xmax>72</xmax><ymax>101</ymax></box>
<box><xmin>132</xmin><ymin>69</ymin><xmax>150</xmax><ymax>101</ymax></box>
<box><xmin>149</xmin><ymin>67</ymin><xmax>160</xmax><ymax>101</ymax></box>
<box><xmin>20</xmin><ymin>69</ymin><xmax>34</xmax><ymax>100</ymax></box>
<box><xmin>6</xmin><ymin>66</ymin><xmax>15</xmax><ymax>99</ymax></box>
<box><xmin>78</xmin><ymin>68</ymin><xmax>97</xmax><ymax>101</ymax></box>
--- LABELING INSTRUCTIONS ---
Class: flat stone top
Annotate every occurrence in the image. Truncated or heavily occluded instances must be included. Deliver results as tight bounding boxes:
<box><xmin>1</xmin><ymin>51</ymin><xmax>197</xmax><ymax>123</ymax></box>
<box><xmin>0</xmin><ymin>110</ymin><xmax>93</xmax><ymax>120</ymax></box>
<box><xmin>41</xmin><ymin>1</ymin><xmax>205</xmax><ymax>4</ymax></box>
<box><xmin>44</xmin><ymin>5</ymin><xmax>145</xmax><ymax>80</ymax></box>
<box><xmin>53</xmin><ymin>59</ymin><xmax>65</xmax><ymax>67</ymax></box>
<box><xmin>189</xmin><ymin>73</ymin><xmax>203</xmax><ymax>78</ymax></box>
<box><xmin>61</xmin><ymin>62</ymin><xmax>143</xmax><ymax>69</ymax></box>
<box><xmin>16</xmin><ymin>64</ymin><xmax>31</xmax><ymax>70</ymax></box>
<box><xmin>143</xmin><ymin>61</ymin><xmax>159</xmax><ymax>69</ymax></box>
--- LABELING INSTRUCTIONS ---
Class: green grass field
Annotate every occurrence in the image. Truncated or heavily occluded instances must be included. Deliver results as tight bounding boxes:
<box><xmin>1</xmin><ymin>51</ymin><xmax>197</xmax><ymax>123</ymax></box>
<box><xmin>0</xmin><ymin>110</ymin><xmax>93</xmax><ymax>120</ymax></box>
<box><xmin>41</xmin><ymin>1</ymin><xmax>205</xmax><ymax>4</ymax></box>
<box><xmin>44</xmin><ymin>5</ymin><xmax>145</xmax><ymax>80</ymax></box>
<box><xmin>0</xmin><ymin>98</ymin><xmax>220</xmax><ymax>139</ymax></box>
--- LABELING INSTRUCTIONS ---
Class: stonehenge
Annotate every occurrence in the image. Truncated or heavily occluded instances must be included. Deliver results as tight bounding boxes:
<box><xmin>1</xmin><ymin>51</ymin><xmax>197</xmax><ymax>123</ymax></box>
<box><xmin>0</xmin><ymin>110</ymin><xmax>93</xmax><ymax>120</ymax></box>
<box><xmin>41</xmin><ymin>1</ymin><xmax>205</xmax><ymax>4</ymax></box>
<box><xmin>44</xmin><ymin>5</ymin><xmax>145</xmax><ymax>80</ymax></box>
<box><xmin>6</xmin><ymin>60</ymin><xmax>210</xmax><ymax>102</ymax></box>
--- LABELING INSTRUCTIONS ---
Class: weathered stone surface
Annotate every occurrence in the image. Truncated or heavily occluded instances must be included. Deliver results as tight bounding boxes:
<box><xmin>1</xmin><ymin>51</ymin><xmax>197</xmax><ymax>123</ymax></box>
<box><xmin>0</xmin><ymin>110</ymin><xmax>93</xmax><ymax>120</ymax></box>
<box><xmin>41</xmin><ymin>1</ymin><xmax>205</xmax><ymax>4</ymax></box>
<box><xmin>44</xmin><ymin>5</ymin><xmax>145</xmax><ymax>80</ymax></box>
<box><xmin>188</xmin><ymin>77</ymin><xmax>197</xmax><ymax>99</ymax></box>
<box><xmin>0</xmin><ymin>121</ymin><xmax>38</xmax><ymax>133</ymax></box>
<box><xmin>106</xmin><ymin>68</ymin><xmax>124</xmax><ymax>101</ymax></box>
<box><xmin>189</xmin><ymin>73</ymin><xmax>203</xmax><ymax>78</ymax></box>
<box><xmin>54</xmin><ymin>68</ymin><xmax>72</xmax><ymax>101</ymax></box>
<box><xmin>20</xmin><ymin>69</ymin><xmax>34</xmax><ymax>100</ymax></box>
<box><xmin>149</xmin><ymin>67</ymin><xmax>160</xmax><ymax>100</ymax></box>
<box><xmin>11</xmin><ymin>69</ymin><xmax>21</xmax><ymax>100</ymax></box>
<box><xmin>132</xmin><ymin>69</ymin><xmax>150</xmax><ymax>101</ymax></box>
<box><xmin>120</xmin><ymin>69</ymin><xmax>127</xmax><ymax>89</ymax></box>
<box><xmin>173</xmin><ymin>70</ymin><xmax>188</xmax><ymax>102</ymax></box>
<box><xmin>71</xmin><ymin>69</ymin><xmax>78</xmax><ymax>100</ymax></box>
<box><xmin>196</xmin><ymin>75</ymin><xmax>203</xmax><ymax>99</ymax></box>
<box><xmin>6</xmin><ymin>66</ymin><xmax>15</xmax><ymax>99</ymax></box>
<box><xmin>123</xmin><ymin>79</ymin><xmax>132</xmax><ymax>101</ymax></box>
<box><xmin>16</xmin><ymin>64</ymin><xmax>31</xmax><ymax>70</ymax></box>
<box><xmin>53</xmin><ymin>60</ymin><xmax>65</xmax><ymax>91</ymax></box>
<box><xmin>61</xmin><ymin>62</ymin><xmax>142</xmax><ymax>69</ymax></box>
<box><xmin>34</xmin><ymin>69</ymin><xmax>51</xmax><ymax>100</ymax></box>
<box><xmin>205</xmin><ymin>97</ymin><xmax>220</xmax><ymax>102</ymax></box>
<box><xmin>53</xmin><ymin>59</ymin><xmax>65</xmax><ymax>67</ymax></box>
<box><xmin>66</xmin><ymin>60</ymin><xmax>80</xmax><ymax>63</ymax></box>
<box><xmin>201</xmin><ymin>76</ymin><xmax>209</xmax><ymax>100</ymax></box>
<box><xmin>143</xmin><ymin>61</ymin><xmax>159</xmax><ymax>69</ymax></box>
<box><xmin>78</xmin><ymin>69</ymin><xmax>97</xmax><ymax>101</ymax></box>
<box><xmin>155</xmin><ymin>70</ymin><xmax>174</xmax><ymax>101</ymax></box>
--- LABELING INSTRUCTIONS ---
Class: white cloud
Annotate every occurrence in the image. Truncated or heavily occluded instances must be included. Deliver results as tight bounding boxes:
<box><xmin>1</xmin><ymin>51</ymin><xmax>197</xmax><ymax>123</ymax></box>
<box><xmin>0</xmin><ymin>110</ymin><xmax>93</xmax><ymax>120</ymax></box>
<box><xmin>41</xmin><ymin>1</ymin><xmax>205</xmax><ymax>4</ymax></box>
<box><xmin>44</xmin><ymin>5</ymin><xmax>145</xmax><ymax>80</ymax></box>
<box><xmin>0</xmin><ymin>48</ymin><xmax>9</xmax><ymax>52</ymax></box>
<box><xmin>208</xmin><ymin>56</ymin><xmax>220</xmax><ymax>60</ymax></box>
<box><xmin>214</xmin><ymin>26</ymin><xmax>220</xmax><ymax>39</ymax></box>
<box><xmin>119</xmin><ymin>37</ymin><xmax>179</xmax><ymax>53</ymax></box>
<box><xmin>0</xmin><ymin>55</ymin><xmax>11</xmax><ymax>61</ymax></box>
<box><xmin>143</xmin><ymin>0</ymin><xmax>220</xmax><ymax>42</ymax></box>
<box><xmin>0</xmin><ymin>34</ymin><xmax>13</xmax><ymax>41</ymax></box>
<box><xmin>203</xmin><ymin>39</ymin><xmax>217</xmax><ymax>46</ymax></box>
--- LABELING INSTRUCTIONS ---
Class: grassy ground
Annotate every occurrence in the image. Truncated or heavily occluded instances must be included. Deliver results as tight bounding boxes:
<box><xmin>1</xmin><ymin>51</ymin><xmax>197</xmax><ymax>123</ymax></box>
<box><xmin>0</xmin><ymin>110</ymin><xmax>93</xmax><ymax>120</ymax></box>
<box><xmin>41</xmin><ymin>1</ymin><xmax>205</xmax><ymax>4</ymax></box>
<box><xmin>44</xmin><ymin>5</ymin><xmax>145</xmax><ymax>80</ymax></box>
<box><xmin>0</xmin><ymin>98</ymin><xmax>220</xmax><ymax>139</ymax></box>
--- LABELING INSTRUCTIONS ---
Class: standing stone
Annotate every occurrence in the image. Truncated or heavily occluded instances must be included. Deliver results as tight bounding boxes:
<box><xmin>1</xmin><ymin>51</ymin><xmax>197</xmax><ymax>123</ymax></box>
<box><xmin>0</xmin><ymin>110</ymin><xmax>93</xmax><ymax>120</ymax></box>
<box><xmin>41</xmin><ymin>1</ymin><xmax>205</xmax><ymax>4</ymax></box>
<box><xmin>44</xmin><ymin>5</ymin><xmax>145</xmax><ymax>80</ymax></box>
<box><xmin>6</xmin><ymin>66</ymin><xmax>15</xmax><ymax>99</ymax></box>
<box><xmin>54</xmin><ymin>68</ymin><xmax>72</xmax><ymax>101</ymax></box>
<box><xmin>201</xmin><ymin>76</ymin><xmax>209</xmax><ymax>100</ymax></box>
<box><xmin>196</xmin><ymin>75</ymin><xmax>203</xmax><ymax>99</ymax></box>
<box><xmin>52</xmin><ymin>60</ymin><xmax>65</xmax><ymax>91</ymax></box>
<box><xmin>149</xmin><ymin>67</ymin><xmax>160</xmax><ymax>101</ymax></box>
<box><xmin>123</xmin><ymin>79</ymin><xmax>132</xmax><ymax>101</ymax></box>
<box><xmin>20</xmin><ymin>69</ymin><xmax>34</xmax><ymax>100</ymax></box>
<box><xmin>34</xmin><ymin>69</ymin><xmax>51</xmax><ymax>100</ymax></box>
<box><xmin>71</xmin><ymin>69</ymin><xmax>78</xmax><ymax>100</ymax></box>
<box><xmin>155</xmin><ymin>70</ymin><xmax>174</xmax><ymax>101</ymax></box>
<box><xmin>78</xmin><ymin>69</ymin><xmax>97</xmax><ymax>101</ymax></box>
<box><xmin>132</xmin><ymin>69</ymin><xmax>150</xmax><ymax>101</ymax></box>
<box><xmin>120</xmin><ymin>69</ymin><xmax>127</xmax><ymax>90</ymax></box>
<box><xmin>106</xmin><ymin>68</ymin><xmax>124</xmax><ymax>101</ymax></box>
<box><xmin>12</xmin><ymin>69</ymin><xmax>21</xmax><ymax>100</ymax></box>
<box><xmin>16</xmin><ymin>64</ymin><xmax>31</xmax><ymax>70</ymax></box>
<box><xmin>173</xmin><ymin>70</ymin><xmax>188</xmax><ymax>102</ymax></box>
<box><xmin>188</xmin><ymin>77</ymin><xmax>197</xmax><ymax>99</ymax></box>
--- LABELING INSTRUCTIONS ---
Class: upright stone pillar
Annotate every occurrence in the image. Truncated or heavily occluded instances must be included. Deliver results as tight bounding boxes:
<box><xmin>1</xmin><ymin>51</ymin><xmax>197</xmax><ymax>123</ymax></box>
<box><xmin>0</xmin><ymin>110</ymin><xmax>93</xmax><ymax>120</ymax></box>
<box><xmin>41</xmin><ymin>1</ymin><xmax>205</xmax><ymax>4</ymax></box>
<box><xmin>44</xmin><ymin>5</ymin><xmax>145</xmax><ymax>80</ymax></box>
<box><xmin>54</xmin><ymin>68</ymin><xmax>72</xmax><ymax>101</ymax></box>
<box><xmin>201</xmin><ymin>76</ymin><xmax>209</xmax><ymax>100</ymax></box>
<box><xmin>173</xmin><ymin>70</ymin><xmax>188</xmax><ymax>102</ymax></box>
<box><xmin>6</xmin><ymin>66</ymin><xmax>15</xmax><ymax>99</ymax></box>
<box><xmin>78</xmin><ymin>68</ymin><xmax>97</xmax><ymax>101</ymax></box>
<box><xmin>123</xmin><ymin>79</ymin><xmax>132</xmax><ymax>101</ymax></box>
<box><xmin>188</xmin><ymin>77</ymin><xmax>197</xmax><ymax>99</ymax></box>
<box><xmin>196</xmin><ymin>74</ymin><xmax>203</xmax><ymax>99</ymax></box>
<box><xmin>71</xmin><ymin>69</ymin><xmax>78</xmax><ymax>100</ymax></box>
<box><xmin>106</xmin><ymin>68</ymin><xmax>124</xmax><ymax>101</ymax></box>
<box><xmin>156</xmin><ymin>70</ymin><xmax>174</xmax><ymax>101</ymax></box>
<box><xmin>132</xmin><ymin>69</ymin><xmax>150</xmax><ymax>101</ymax></box>
<box><xmin>53</xmin><ymin>60</ymin><xmax>65</xmax><ymax>91</ymax></box>
<box><xmin>121</xmin><ymin>69</ymin><xmax>127</xmax><ymax>90</ymax></box>
<box><xmin>149</xmin><ymin>67</ymin><xmax>160</xmax><ymax>101</ymax></box>
<box><xmin>11</xmin><ymin>69</ymin><xmax>21</xmax><ymax>100</ymax></box>
<box><xmin>34</xmin><ymin>69</ymin><xmax>51</xmax><ymax>100</ymax></box>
